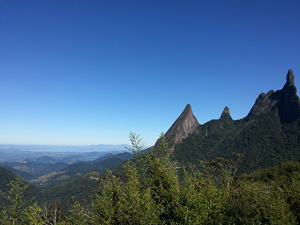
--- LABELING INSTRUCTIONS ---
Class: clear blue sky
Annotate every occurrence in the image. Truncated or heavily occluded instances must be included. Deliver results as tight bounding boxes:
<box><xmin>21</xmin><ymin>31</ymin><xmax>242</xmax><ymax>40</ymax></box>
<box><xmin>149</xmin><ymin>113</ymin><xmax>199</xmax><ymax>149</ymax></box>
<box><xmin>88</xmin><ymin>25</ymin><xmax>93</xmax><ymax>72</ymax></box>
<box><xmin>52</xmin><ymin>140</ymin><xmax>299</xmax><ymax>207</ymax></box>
<box><xmin>1</xmin><ymin>0</ymin><xmax>299</xmax><ymax>146</ymax></box>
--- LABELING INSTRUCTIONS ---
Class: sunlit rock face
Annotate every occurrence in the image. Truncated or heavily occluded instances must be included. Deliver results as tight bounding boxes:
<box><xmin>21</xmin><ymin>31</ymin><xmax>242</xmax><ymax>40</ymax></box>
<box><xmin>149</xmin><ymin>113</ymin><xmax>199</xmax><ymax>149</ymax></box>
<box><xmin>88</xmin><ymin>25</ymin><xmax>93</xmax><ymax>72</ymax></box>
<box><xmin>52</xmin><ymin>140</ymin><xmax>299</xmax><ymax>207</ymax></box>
<box><xmin>155</xmin><ymin>104</ymin><xmax>199</xmax><ymax>154</ymax></box>
<box><xmin>246</xmin><ymin>70</ymin><xmax>300</xmax><ymax>125</ymax></box>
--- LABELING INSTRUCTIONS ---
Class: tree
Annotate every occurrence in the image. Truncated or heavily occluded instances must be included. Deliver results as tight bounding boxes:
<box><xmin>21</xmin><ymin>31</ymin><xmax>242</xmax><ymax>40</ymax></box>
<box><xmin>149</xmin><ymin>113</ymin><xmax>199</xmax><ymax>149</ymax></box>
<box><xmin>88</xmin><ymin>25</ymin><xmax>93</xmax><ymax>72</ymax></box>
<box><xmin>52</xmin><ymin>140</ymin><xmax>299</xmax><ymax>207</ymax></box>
<box><xmin>40</xmin><ymin>200</ymin><xmax>65</xmax><ymax>225</ymax></box>
<box><xmin>204</xmin><ymin>153</ymin><xmax>244</xmax><ymax>190</ymax></box>
<box><xmin>224</xmin><ymin>180</ymin><xmax>296</xmax><ymax>224</ymax></box>
<box><xmin>92</xmin><ymin>132</ymin><xmax>181</xmax><ymax>224</ymax></box>
<box><xmin>61</xmin><ymin>197</ymin><xmax>90</xmax><ymax>225</ymax></box>
<box><xmin>92</xmin><ymin>133</ymin><xmax>159</xmax><ymax>224</ymax></box>
<box><xmin>0</xmin><ymin>177</ymin><xmax>43</xmax><ymax>224</ymax></box>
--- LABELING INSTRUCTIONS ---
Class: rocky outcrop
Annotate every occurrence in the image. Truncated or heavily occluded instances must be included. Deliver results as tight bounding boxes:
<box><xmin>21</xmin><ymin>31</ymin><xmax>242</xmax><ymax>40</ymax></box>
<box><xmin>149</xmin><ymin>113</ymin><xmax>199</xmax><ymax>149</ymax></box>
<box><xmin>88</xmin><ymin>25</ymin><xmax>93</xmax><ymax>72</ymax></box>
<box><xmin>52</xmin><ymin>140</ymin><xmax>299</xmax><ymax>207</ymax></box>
<box><xmin>220</xmin><ymin>106</ymin><xmax>232</xmax><ymax>120</ymax></box>
<box><xmin>155</xmin><ymin>104</ymin><xmax>199</xmax><ymax>154</ymax></box>
<box><xmin>246</xmin><ymin>70</ymin><xmax>300</xmax><ymax>125</ymax></box>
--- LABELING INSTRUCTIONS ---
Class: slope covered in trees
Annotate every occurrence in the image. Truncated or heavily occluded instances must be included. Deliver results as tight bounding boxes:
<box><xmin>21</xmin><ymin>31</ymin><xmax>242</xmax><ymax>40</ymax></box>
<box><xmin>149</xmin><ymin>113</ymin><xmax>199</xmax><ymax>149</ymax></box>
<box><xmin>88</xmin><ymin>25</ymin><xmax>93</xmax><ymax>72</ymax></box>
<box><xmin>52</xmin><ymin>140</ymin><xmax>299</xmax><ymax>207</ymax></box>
<box><xmin>174</xmin><ymin>111</ymin><xmax>300</xmax><ymax>173</ymax></box>
<box><xmin>0</xmin><ymin>166</ymin><xmax>40</xmax><ymax>202</ymax></box>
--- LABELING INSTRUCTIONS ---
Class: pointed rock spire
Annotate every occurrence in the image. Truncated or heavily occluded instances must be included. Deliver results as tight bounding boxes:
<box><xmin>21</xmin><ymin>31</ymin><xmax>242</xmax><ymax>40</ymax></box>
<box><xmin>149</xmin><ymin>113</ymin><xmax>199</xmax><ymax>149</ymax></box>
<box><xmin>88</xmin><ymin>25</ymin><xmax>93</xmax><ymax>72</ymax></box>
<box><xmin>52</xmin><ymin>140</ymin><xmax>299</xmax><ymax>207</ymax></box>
<box><xmin>155</xmin><ymin>104</ymin><xmax>199</xmax><ymax>153</ymax></box>
<box><xmin>283</xmin><ymin>69</ymin><xmax>297</xmax><ymax>96</ymax></box>
<box><xmin>220</xmin><ymin>106</ymin><xmax>232</xmax><ymax>119</ymax></box>
<box><xmin>285</xmin><ymin>69</ymin><xmax>295</xmax><ymax>87</ymax></box>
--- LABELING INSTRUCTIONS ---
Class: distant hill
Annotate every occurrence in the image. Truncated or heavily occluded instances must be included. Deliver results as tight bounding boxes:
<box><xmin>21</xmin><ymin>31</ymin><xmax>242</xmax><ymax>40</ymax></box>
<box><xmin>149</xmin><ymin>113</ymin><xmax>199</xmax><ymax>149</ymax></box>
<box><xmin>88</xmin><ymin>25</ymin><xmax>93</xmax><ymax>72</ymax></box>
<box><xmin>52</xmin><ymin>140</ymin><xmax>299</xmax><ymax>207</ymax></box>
<box><xmin>34</xmin><ymin>156</ymin><xmax>57</xmax><ymax>164</ymax></box>
<box><xmin>1</xmin><ymin>161</ymin><xmax>69</xmax><ymax>176</ymax></box>
<box><xmin>159</xmin><ymin>70</ymin><xmax>300</xmax><ymax>173</ymax></box>
<box><xmin>89</xmin><ymin>153</ymin><xmax>114</xmax><ymax>164</ymax></box>
<box><xmin>29</xmin><ymin>152</ymin><xmax>133</xmax><ymax>186</ymax></box>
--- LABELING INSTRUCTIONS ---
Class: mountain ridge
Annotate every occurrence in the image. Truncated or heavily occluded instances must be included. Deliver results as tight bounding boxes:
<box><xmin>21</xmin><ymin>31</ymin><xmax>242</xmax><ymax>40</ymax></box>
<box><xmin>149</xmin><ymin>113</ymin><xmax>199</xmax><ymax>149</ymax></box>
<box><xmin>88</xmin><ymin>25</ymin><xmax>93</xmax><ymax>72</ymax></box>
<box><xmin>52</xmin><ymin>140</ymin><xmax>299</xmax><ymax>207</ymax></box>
<box><xmin>164</xmin><ymin>70</ymin><xmax>300</xmax><ymax>173</ymax></box>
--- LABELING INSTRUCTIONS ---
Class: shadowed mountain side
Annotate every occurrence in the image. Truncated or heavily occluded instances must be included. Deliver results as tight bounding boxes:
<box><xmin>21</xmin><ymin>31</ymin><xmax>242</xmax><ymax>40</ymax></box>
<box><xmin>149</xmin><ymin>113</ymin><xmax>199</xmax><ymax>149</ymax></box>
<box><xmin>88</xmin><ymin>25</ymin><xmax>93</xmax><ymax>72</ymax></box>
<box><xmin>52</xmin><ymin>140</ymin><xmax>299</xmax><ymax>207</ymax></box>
<box><xmin>246</xmin><ymin>70</ymin><xmax>300</xmax><ymax>125</ymax></box>
<box><xmin>0</xmin><ymin>165</ymin><xmax>41</xmax><ymax>204</ymax></box>
<box><xmin>2</xmin><ymin>165</ymin><xmax>40</xmax><ymax>180</ymax></box>
<box><xmin>0</xmin><ymin>165</ymin><xmax>18</xmax><ymax>192</ymax></box>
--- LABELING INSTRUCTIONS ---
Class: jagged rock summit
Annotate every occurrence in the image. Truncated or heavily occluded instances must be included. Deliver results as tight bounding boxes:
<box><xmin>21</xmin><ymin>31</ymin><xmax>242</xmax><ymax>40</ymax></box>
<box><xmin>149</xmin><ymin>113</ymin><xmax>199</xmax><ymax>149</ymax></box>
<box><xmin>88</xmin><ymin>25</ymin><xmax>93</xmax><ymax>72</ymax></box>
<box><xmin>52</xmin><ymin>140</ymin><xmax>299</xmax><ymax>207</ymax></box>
<box><xmin>220</xmin><ymin>106</ymin><xmax>232</xmax><ymax>119</ymax></box>
<box><xmin>285</xmin><ymin>69</ymin><xmax>295</xmax><ymax>87</ymax></box>
<box><xmin>155</xmin><ymin>104</ymin><xmax>199</xmax><ymax>153</ymax></box>
<box><xmin>246</xmin><ymin>70</ymin><xmax>300</xmax><ymax>125</ymax></box>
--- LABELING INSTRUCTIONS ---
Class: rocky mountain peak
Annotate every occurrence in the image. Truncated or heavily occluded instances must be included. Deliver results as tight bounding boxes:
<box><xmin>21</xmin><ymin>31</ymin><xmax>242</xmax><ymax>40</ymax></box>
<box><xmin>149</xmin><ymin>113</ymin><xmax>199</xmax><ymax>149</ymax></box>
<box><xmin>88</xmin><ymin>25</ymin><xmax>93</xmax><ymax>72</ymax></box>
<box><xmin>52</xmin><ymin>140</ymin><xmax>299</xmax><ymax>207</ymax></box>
<box><xmin>155</xmin><ymin>104</ymin><xmax>199</xmax><ymax>154</ymax></box>
<box><xmin>220</xmin><ymin>106</ymin><xmax>232</xmax><ymax>119</ymax></box>
<box><xmin>246</xmin><ymin>70</ymin><xmax>300</xmax><ymax>125</ymax></box>
<box><xmin>285</xmin><ymin>69</ymin><xmax>295</xmax><ymax>87</ymax></box>
<box><xmin>282</xmin><ymin>69</ymin><xmax>297</xmax><ymax>96</ymax></box>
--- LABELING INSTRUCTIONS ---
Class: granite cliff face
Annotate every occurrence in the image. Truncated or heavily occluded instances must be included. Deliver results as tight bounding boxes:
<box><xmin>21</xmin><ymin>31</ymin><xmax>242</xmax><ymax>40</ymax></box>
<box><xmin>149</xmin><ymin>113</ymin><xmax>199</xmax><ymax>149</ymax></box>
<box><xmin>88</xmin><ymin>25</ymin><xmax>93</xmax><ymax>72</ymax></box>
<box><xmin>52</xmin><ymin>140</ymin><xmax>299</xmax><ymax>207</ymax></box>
<box><xmin>246</xmin><ymin>70</ymin><xmax>300</xmax><ymax>125</ymax></box>
<box><xmin>155</xmin><ymin>104</ymin><xmax>199</xmax><ymax>153</ymax></box>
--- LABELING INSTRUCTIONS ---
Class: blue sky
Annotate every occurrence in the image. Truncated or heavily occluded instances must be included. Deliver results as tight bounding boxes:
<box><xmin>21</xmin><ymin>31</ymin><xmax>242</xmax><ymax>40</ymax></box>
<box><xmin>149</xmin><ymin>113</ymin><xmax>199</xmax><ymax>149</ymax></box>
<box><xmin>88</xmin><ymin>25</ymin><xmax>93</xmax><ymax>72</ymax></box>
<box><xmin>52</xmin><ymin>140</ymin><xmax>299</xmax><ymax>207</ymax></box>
<box><xmin>0</xmin><ymin>0</ymin><xmax>299</xmax><ymax>146</ymax></box>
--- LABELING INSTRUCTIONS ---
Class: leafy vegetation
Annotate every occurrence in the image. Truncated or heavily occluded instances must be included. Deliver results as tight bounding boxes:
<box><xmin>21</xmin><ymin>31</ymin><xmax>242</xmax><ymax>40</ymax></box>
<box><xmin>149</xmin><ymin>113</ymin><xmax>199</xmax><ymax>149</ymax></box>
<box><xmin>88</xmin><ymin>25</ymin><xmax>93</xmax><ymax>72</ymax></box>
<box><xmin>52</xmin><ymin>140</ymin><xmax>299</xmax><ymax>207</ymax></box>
<box><xmin>1</xmin><ymin>132</ymin><xmax>300</xmax><ymax>224</ymax></box>
<box><xmin>0</xmin><ymin>177</ymin><xmax>43</xmax><ymax>224</ymax></box>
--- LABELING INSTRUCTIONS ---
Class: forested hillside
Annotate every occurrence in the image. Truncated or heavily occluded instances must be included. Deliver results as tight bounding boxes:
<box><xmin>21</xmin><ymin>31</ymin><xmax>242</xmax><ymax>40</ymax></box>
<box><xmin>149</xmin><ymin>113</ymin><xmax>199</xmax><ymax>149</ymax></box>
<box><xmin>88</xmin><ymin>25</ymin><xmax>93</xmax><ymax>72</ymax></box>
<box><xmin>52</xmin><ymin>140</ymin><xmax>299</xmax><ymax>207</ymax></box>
<box><xmin>174</xmin><ymin>111</ymin><xmax>300</xmax><ymax>173</ymax></box>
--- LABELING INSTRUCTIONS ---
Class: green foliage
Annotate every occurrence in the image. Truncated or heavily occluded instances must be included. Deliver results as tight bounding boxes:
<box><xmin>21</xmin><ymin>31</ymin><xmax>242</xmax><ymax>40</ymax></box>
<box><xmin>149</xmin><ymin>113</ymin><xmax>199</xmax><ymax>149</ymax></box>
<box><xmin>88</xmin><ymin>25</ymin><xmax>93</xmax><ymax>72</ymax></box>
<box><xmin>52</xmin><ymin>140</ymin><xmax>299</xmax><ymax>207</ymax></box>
<box><xmin>176</xmin><ymin>168</ymin><xmax>226</xmax><ymax>224</ymax></box>
<box><xmin>23</xmin><ymin>203</ymin><xmax>44</xmax><ymax>225</ymax></box>
<box><xmin>203</xmin><ymin>153</ymin><xmax>244</xmax><ymax>189</ymax></box>
<box><xmin>38</xmin><ymin>171</ymin><xmax>100</xmax><ymax>203</ymax></box>
<box><xmin>224</xmin><ymin>180</ymin><xmax>295</xmax><ymax>224</ymax></box>
<box><xmin>91</xmin><ymin>132</ymin><xmax>164</xmax><ymax>224</ymax></box>
<box><xmin>92</xmin><ymin>165</ymin><xmax>159</xmax><ymax>224</ymax></box>
<box><xmin>62</xmin><ymin>198</ymin><xmax>90</xmax><ymax>225</ymax></box>
<box><xmin>0</xmin><ymin>177</ymin><xmax>44</xmax><ymax>224</ymax></box>
<box><xmin>245</xmin><ymin>161</ymin><xmax>300</xmax><ymax>224</ymax></box>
